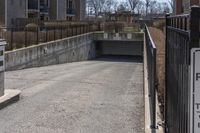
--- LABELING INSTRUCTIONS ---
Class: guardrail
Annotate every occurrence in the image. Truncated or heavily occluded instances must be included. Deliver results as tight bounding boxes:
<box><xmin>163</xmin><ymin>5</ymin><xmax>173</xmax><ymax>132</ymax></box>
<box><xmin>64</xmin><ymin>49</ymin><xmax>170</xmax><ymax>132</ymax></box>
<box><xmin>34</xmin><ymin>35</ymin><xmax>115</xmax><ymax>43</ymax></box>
<box><xmin>144</xmin><ymin>24</ymin><xmax>157</xmax><ymax>130</ymax></box>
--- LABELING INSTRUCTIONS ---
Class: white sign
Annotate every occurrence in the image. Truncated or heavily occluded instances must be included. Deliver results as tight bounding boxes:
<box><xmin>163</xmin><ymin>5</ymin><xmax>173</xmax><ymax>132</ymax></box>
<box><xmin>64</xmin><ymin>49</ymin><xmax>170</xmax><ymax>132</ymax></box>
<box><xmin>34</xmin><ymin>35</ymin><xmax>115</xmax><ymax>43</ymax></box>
<box><xmin>190</xmin><ymin>48</ymin><xmax>200</xmax><ymax>133</ymax></box>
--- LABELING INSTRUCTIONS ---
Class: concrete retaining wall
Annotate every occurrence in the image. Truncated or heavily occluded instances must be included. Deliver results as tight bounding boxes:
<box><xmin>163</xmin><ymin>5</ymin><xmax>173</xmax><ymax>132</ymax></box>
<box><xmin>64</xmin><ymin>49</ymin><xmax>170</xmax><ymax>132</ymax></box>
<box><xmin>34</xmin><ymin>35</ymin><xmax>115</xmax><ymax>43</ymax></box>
<box><xmin>94</xmin><ymin>32</ymin><xmax>144</xmax><ymax>42</ymax></box>
<box><xmin>5</xmin><ymin>33</ymin><xmax>96</xmax><ymax>71</ymax></box>
<box><xmin>5</xmin><ymin>32</ymin><xmax>144</xmax><ymax>71</ymax></box>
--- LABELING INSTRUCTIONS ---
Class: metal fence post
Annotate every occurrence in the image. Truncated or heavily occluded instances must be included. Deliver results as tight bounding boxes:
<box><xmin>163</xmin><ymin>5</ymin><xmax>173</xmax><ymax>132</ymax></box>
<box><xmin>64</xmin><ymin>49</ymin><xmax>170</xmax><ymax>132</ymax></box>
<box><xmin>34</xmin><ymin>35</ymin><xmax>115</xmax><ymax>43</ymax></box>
<box><xmin>60</xmin><ymin>25</ymin><xmax>63</xmax><ymax>39</ymax></box>
<box><xmin>165</xmin><ymin>13</ymin><xmax>170</xmax><ymax>133</ymax></box>
<box><xmin>54</xmin><ymin>26</ymin><xmax>56</xmax><ymax>40</ymax></box>
<box><xmin>76</xmin><ymin>25</ymin><xmax>78</xmax><ymax>35</ymax></box>
<box><xmin>25</xmin><ymin>27</ymin><xmax>27</xmax><ymax>47</ymax></box>
<box><xmin>72</xmin><ymin>25</ymin><xmax>74</xmax><ymax>36</ymax></box>
<box><xmin>189</xmin><ymin>6</ymin><xmax>200</xmax><ymax>49</ymax></box>
<box><xmin>45</xmin><ymin>26</ymin><xmax>48</xmax><ymax>42</ymax></box>
<box><xmin>36</xmin><ymin>27</ymin><xmax>39</xmax><ymax>44</ymax></box>
<box><xmin>10</xmin><ymin>27</ymin><xmax>13</xmax><ymax>50</ymax></box>
<box><xmin>66</xmin><ymin>25</ymin><xmax>68</xmax><ymax>37</ymax></box>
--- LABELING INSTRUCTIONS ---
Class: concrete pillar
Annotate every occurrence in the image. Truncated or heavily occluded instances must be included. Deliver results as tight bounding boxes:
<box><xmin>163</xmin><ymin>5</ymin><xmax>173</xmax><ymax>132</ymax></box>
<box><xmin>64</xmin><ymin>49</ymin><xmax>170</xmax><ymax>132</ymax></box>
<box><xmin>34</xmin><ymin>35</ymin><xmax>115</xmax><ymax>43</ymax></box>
<box><xmin>0</xmin><ymin>39</ymin><xmax>6</xmax><ymax>97</ymax></box>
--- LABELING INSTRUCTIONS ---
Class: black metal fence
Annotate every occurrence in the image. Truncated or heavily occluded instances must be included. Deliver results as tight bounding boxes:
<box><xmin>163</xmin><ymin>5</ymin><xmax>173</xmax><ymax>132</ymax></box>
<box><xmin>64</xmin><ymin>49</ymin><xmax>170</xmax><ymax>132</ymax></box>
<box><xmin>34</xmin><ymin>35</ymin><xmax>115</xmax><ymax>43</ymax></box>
<box><xmin>165</xmin><ymin>6</ymin><xmax>200</xmax><ymax>133</ymax></box>
<box><xmin>144</xmin><ymin>24</ymin><xmax>157</xmax><ymax>130</ymax></box>
<box><xmin>0</xmin><ymin>23</ymin><xmax>100</xmax><ymax>51</ymax></box>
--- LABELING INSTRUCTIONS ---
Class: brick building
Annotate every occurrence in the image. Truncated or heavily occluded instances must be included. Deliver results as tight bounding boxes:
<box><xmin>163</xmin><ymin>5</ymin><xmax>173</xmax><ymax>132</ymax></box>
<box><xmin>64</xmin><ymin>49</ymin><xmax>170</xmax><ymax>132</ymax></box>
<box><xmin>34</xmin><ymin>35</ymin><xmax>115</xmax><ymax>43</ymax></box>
<box><xmin>174</xmin><ymin>0</ymin><xmax>200</xmax><ymax>14</ymax></box>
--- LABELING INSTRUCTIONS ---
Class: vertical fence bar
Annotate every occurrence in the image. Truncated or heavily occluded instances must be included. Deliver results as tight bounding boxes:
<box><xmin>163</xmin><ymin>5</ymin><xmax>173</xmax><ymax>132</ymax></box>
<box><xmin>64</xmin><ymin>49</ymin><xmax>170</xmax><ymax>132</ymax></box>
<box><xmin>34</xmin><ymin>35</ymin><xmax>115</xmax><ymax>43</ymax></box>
<box><xmin>60</xmin><ymin>25</ymin><xmax>63</xmax><ymax>39</ymax></box>
<box><xmin>36</xmin><ymin>27</ymin><xmax>39</xmax><ymax>44</ymax></box>
<box><xmin>66</xmin><ymin>25</ymin><xmax>68</xmax><ymax>37</ymax></box>
<box><xmin>25</xmin><ymin>27</ymin><xmax>27</xmax><ymax>47</ymax></box>
<box><xmin>165</xmin><ymin>13</ymin><xmax>170</xmax><ymax>133</ymax></box>
<box><xmin>189</xmin><ymin>6</ymin><xmax>200</xmax><ymax>49</ymax></box>
<box><xmin>54</xmin><ymin>26</ymin><xmax>56</xmax><ymax>41</ymax></box>
<box><xmin>76</xmin><ymin>25</ymin><xmax>78</xmax><ymax>35</ymax></box>
<box><xmin>72</xmin><ymin>25</ymin><xmax>74</xmax><ymax>36</ymax></box>
<box><xmin>10</xmin><ymin>27</ymin><xmax>13</xmax><ymax>50</ymax></box>
<box><xmin>45</xmin><ymin>26</ymin><xmax>48</xmax><ymax>42</ymax></box>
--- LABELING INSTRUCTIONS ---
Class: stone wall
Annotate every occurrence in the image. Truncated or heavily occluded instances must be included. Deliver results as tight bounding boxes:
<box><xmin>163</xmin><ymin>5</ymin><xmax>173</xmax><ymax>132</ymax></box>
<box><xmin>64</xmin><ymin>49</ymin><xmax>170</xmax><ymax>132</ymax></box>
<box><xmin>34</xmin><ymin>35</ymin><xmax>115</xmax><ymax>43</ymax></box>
<box><xmin>5</xmin><ymin>33</ymin><xmax>96</xmax><ymax>71</ymax></box>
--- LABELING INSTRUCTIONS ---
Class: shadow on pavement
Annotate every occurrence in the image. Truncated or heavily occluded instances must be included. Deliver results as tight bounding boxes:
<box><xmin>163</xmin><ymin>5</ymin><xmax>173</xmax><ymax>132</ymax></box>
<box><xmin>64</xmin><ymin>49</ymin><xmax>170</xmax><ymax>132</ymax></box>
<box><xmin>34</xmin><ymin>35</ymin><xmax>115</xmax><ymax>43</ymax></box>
<box><xmin>93</xmin><ymin>55</ymin><xmax>143</xmax><ymax>63</ymax></box>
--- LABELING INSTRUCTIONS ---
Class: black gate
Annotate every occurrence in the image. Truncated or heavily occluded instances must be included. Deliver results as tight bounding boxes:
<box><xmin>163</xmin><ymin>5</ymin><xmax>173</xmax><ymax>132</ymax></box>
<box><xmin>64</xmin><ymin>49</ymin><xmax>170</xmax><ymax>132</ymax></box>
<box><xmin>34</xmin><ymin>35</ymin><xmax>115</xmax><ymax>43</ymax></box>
<box><xmin>165</xmin><ymin>6</ymin><xmax>200</xmax><ymax>133</ymax></box>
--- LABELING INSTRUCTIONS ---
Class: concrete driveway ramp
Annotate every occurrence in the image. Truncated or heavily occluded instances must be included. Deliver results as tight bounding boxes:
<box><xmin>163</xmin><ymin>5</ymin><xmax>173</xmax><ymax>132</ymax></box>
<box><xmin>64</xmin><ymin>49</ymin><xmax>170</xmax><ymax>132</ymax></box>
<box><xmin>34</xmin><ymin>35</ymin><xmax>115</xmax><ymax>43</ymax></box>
<box><xmin>0</xmin><ymin>56</ymin><xmax>144</xmax><ymax>133</ymax></box>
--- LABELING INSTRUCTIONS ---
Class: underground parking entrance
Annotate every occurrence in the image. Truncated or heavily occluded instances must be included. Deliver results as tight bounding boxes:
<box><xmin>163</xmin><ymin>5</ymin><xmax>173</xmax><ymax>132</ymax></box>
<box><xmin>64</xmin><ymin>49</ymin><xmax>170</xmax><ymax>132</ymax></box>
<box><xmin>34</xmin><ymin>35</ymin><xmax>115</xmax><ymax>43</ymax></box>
<box><xmin>0</xmin><ymin>32</ymin><xmax>145</xmax><ymax>133</ymax></box>
<box><xmin>94</xmin><ymin>37</ymin><xmax>144</xmax><ymax>61</ymax></box>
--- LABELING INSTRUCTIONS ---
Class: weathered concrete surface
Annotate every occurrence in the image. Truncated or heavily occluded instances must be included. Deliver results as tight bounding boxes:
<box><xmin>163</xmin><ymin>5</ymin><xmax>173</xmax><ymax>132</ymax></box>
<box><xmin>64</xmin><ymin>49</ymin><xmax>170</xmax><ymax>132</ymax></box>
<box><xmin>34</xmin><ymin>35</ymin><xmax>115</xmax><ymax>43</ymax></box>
<box><xmin>5</xmin><ymin>33</ymin><xmax>96</xmax><ymax>71</ymax></box>
<box><xmin>93</xmin><ymin>32</ymin><xmax>144</xmax><ymax>41</ymax></box>
<box><xmin>5</xmin><ymin>32</ymin><xmax>144</xmax><ymax>72</ymax></box>
<box><xmin>0</xmin><ymin>89</ymin><xmax>21</xmax><ymax>110</ymax></box>
<box><xmin>1</xmin><ymin>56</ymin><xmax>144</xmax><ymax>133</ymax></box>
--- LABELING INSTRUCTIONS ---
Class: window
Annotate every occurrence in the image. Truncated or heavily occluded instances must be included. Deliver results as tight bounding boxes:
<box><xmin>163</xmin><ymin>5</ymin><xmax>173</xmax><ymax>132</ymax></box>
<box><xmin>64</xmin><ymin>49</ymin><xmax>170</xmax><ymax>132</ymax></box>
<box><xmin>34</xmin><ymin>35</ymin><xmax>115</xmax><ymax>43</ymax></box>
<box><xmin>0</xmin><ymin>51</ymin><xmax>3</xmax><ymax>56</ymax></box>
<box><xmin>0</xmin><ymin>61</ymin><xmax>3</xmax><ymax>66</ymax></box>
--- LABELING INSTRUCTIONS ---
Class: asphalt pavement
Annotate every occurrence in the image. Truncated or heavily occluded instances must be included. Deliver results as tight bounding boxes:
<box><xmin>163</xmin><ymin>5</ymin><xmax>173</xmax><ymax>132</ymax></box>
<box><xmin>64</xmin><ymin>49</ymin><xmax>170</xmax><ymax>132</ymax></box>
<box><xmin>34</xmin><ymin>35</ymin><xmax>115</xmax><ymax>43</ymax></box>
<box><xmin>0</xmin><ymin>56</ymin><xmax>144</xmax><ymax>133</ymax></box>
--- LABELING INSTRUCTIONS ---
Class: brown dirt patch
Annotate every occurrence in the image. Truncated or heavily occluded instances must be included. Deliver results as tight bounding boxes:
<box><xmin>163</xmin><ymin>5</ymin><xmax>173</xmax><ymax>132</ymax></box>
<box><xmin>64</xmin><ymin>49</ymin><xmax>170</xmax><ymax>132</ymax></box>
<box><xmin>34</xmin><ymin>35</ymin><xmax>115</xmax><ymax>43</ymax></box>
<box><xmin>148</xmin><ymin>27</ymin><xmax>165</xmax><ymax>117</ymax></box>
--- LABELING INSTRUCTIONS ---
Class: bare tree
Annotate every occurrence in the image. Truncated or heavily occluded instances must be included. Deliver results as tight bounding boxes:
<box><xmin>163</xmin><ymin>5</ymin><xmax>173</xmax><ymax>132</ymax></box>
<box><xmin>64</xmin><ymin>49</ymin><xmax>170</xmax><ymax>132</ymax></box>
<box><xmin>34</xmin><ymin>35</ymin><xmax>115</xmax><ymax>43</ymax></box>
<box><xmin>135</xmin><ymin>0</ymin><xmax>145</xmax><ymax>14</ymax></box>
<box><xmin>149</xmin><ymin>0</ymin><xmax>157</xmax><ymax>14</ymax></box>
<box><xmin>161</xmin><ymin>2</ymin><xmax>170</xmax><ymax>13</ymax></box>
<box><xmin>145</xmin><ymin>0</ymin><xmax>151</xmax><ymax>15</ymax></box>
<box><xmin>127</xmin><ymin>0</ymin><xmax>140</xmax><ymax>13</ymax></box>
<box><xmin>148</xmin><ymin>1</ymin><xmax>171</xmax><ymax>15</ymax></box>
<box><xmin>103</xmin><ymin>0</ymin><xmax>118</xmax><ymax>13</ymax></box>
<box><xmin>168</xmin><ymin>0</ymin><xmax>174</xmax><ymax>13</ymax></box>
<box><xmin>87</xmin><ymin>0</ymin><xmax>106</xmax><ymax>17</ymax></box>
<box><xmin>116</xmin><ymin>1</ymin><xmax>129</xmax><ymax>12</ymax></box>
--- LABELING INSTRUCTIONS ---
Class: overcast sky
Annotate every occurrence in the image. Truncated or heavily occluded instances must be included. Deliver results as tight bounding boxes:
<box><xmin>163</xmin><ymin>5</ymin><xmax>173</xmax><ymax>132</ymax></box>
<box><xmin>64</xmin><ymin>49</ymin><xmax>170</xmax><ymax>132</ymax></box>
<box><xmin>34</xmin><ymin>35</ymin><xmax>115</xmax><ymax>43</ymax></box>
<box><xmin>118</xmin><ymin>0</ymin><xmax>168</xmax><ymax>2</ymax></box>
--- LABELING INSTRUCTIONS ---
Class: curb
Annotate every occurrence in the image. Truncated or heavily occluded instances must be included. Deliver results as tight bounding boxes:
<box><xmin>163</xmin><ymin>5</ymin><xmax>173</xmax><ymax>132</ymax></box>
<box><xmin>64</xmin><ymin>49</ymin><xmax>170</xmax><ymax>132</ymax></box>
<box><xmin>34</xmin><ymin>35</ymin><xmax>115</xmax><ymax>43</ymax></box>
<box><xmin>0</xmin><ymin>89</ymin><xmax>21</xmax><ymax>110</ymax></box>
<box><xmin>144</xmin><ymin>36</ymin><xmax>164</xmax><ymax>133</ymax></box>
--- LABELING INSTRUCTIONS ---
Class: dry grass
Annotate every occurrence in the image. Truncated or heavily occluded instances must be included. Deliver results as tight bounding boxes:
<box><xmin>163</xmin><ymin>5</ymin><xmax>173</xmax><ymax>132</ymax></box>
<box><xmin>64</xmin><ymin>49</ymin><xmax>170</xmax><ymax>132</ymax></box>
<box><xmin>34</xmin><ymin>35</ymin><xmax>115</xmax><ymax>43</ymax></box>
<box><xmin>148</xmin><ymin>27</ymin><xmax>165</xmax><ymax>118</ymax></box>
<box><xmin>153</xmin><ymin>19</ymin><xmax>165</xmax><ymax>32</ymax></box>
